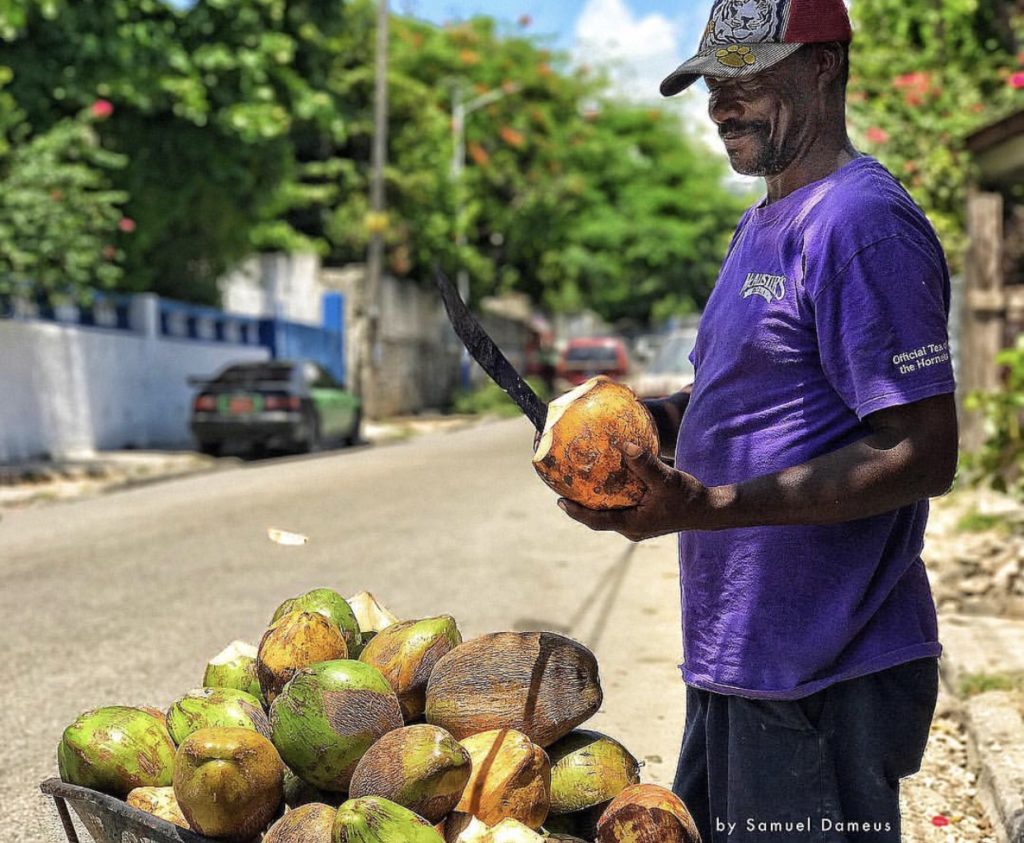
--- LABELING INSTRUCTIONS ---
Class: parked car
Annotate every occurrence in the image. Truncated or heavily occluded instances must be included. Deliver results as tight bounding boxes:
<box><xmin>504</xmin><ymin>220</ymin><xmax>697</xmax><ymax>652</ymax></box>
<box><xmin>629</xmin><ymin>328</ymin><xmax>698</xmax><ymax>399</ymax></box>
<box><xmin>555</xmin><ymin>337</ymin><xmax>631</xmax><ymax>392</ymax></box>
<box><xmin>190</xmin><ymin>360</ymin><xmax>361</xmax><ymax>456</ymax></box>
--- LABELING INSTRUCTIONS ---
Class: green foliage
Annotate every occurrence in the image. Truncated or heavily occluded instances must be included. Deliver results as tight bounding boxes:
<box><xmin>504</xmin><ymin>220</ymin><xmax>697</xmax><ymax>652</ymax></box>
<box><xmin>958</xmin><ymin>670</ymin><xmax>1024</xmax><ymax>697</ymax></box>
<box><xmin>450</xmin><ymin>377</ymin><xmax>550</xmax><ymax>417</ymax></box>
<box><xmin>0</xmin><ymin>2</ymin><xmax>744</xmax><ymax>322</ymax></box>
<box><xmin>848</xmin><ymin>0</ymin><xmax>1022</xmax><ymax>269</ymax></box>
<box><xmin>964</xmin><ymin>337</ymin><xmax>1024</xmax><ymax>497</ymax></box>
<box><xmin>0</xmin><ymin>109</ymin><xmax>128</xmax><ymax>300</ymax></box>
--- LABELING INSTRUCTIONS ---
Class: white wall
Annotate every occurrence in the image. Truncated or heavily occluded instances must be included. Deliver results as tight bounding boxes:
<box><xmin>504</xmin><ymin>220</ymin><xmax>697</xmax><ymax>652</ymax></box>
<box><xmin>0</xmin><ymin>313</ymin><xmax>268</xmax><ymax>462</ymax></box>
<box><xmin>220</xmin><ymin>253</ymin><xmax>323</xmax><ymax>325</ymax></box>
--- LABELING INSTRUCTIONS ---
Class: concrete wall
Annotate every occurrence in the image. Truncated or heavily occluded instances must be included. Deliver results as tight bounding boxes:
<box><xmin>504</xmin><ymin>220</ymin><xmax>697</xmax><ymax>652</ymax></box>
<box><xmin>220</xmin><ymin>253</ymin><xmax>324</xmax><ymax>325</ymax></box>
<box><xmin>323</xmin><ymin>266</ymin><xmax>463</xmax><ymax>419</ymax></box>
<box><xmin>0</xmin><ymin>297</ymin><xmax>268</xmax><ymax>462</ymax></box>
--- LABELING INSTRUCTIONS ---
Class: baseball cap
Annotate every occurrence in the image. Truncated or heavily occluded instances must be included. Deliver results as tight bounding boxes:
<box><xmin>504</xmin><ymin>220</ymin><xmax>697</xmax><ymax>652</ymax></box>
<box><xmin>660</xmin><ymin>0</ymin><xmax>853</xmax><ymax>97</ymax></box>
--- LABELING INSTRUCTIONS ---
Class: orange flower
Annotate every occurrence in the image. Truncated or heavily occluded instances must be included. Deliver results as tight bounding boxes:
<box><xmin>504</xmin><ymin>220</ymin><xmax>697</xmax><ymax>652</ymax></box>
<box><xmin>468</xmin><ymin>141</ymin><xmax>490</xmax><ymax>166</ymax></box>
<box><xmin>499</xmin><ymin>126</ymin><xmax>526</xmax><ymax>148</ymax></box>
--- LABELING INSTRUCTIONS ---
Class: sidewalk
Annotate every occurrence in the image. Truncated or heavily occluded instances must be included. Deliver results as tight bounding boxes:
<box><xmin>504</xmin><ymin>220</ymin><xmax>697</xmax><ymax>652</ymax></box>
<box><xmin>0</xmin><ymin>412</ymin><xmax>491</xmax><ymax>509</ymax></box>
<box><xmin>925</xmin><ymin>490</ymin><xmax>1024</xmax><ymax>843</ymax></box>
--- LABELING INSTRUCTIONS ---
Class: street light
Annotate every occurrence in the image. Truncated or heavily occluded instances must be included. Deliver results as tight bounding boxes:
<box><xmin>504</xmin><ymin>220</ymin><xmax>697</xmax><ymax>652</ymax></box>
<box><xmin>450</xmin><ymin>80</ymin><xmax>521</xmax><ymax>385</ymax></box>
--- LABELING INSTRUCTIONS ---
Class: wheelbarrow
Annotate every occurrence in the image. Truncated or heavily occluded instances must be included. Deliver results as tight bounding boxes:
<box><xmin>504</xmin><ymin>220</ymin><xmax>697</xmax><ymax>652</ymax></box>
<box><xmin>40</xmin><ymin>779</ymin><xmax>210</xmax><ymax>843</ymax></box>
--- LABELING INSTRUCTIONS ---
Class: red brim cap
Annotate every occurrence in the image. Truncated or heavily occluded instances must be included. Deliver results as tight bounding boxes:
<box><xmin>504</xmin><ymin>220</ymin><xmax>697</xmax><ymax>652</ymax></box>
<box><xmin>660</xmin><ymin>42</ymin><xmax>803</xmax><ymax>97</ymax></box>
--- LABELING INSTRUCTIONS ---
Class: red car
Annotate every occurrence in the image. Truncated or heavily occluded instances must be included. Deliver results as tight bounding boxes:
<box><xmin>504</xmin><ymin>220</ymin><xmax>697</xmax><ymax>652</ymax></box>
<box><xmin>555</xmin><ymin>337</ymin><xmax>631</xmax><ymax>390</ymax></box>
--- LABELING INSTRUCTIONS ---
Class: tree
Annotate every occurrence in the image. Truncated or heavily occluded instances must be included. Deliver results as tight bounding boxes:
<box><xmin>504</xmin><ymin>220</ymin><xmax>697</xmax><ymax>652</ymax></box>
<box><xmin>847</xmin><ymin>0</ymin><xmax>1022</xmax><ymax>268</ymax></box>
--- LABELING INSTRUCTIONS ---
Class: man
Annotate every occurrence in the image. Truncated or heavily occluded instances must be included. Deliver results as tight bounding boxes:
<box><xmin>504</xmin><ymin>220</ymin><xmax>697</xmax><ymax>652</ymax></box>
<box><xmin>557</xmin><ymin>1</ymin><xmax>958</xmax><ymax>840</ymax></box>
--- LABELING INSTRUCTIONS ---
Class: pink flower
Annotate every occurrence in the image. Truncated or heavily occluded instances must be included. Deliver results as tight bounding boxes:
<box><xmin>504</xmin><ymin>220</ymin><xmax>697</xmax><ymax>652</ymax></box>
<box><xmin>865</xmin><ymin>127</ymin><xmax>889</xmax><ymax>144</ymax></box>
<box><xmin>118</xmin><ymin>217</ymin><xmax>136</xmax><ymax>233</ymax></box>
<box><xmin>90</xmin><ymin>99</ymin><xmax>114</xmax><ymax>119</ymax></box>
<box><xmin>1009</xmin><ymin>72</ymin><xmax>1024</xmax><ymax>89</ymax></box>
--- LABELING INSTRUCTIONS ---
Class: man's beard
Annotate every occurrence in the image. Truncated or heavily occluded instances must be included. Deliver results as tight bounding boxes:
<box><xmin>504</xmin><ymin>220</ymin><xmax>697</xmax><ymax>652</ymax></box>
<box><xmin>718</xmin><ymin>120</ymin><xmax>796</xmax><ymax>177</ymax></box>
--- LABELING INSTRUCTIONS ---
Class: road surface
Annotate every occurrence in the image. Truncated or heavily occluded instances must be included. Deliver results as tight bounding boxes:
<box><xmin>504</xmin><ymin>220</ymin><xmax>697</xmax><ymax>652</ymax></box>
<box><xmin>2</xmin><ymin>419</ymin><xmax>685</xmax><ymax>842</ymax></box>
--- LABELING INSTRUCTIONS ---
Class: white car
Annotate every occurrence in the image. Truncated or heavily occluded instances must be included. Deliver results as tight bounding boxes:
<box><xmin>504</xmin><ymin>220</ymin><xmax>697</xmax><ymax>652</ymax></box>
<box><xmin>630</xmin><ymin>329</ymin><xmax>698</xmax><ymax>399</ymax></box>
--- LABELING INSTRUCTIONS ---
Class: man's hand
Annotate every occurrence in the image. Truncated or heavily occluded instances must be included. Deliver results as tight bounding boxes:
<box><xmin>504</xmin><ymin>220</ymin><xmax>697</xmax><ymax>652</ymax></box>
<box><xmin>557</xmin><ymin>442</ymin><xmax>714</xmax><ymax>542</ymax></box>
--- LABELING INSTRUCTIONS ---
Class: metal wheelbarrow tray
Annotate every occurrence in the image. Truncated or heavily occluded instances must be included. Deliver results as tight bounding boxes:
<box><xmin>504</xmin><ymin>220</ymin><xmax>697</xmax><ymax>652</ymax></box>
<box><xmin>40</xmin><ymin>778</ymin><xmax>212</xmax><ymax>843</ymax></box>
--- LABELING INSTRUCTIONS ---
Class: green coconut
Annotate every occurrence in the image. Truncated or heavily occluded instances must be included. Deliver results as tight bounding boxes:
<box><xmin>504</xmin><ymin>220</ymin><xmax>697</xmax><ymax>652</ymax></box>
<box><xmin>57</xmin><ymin>706</ymin><xmax>176</xmax><ymax>797</ymax></box>
<box><xmin>166</xmin><ymin>687</ymin><xmax>271</xmax><ymax>745</ymax></box>
<box><xmin>349</xmin><ymin>724</ymin><xmax>471</xmax><ymax>823</ymax></box>
<box><xmin>547</xmin><ymin>730</ymin><xmax>640</xmax><ymax>815</ymax></box>
<box><xmin>265</xmin><ymin>802</ymin><xmax>338</xmax><ymax>843</ymax></box>
<box><xmin>203</xmin><ymin>641</ymin><xmax>265</xmax><ymax>705</ymax></box>
<box><xmin>425</xmin><ymin>632</ymin><xmax>602</xmax><ymax>747</ymax></box>
<box><xmin>173</xmin><ymin>726</ymin><xmax>284</xmax><ymax>841</ymax></box>
<box><xmin>259</xmin><ymin>610</ymin><xmax>349</xmax><ymax>704</ymax></box>
<box><xmin>270</xmin><ymin>660</ymin><xmax>403</xmax><ymax>792</ymax></box>
<box><xmin>272</xmin><ymin>587</ymin><xmax>362</xmax><ymax>654</ymax></box>
<box><xmin>284</xmin><ymin>767</ymin><xmax>345</xmax><ymax>809</ymax></box>
<box><xmin>359</xmin><ymin>617</ymin><xmax>462</xmax><ymax>721</ymax></box>
<box><xmin>332</xmin><ymin>796</ymin><xmax>443</xmax><ymax>843</ymax></box>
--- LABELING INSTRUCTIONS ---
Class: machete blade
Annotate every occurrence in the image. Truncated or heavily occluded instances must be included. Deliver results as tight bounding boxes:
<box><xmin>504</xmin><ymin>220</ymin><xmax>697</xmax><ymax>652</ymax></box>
<box><xmin>435</xmin><ymin>269</ymin><xmax>548</xmax><ymax>432</ymax></box>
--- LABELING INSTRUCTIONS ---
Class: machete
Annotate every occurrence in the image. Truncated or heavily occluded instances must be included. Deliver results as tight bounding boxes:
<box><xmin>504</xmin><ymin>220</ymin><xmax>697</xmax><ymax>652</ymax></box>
<box><xmin>435</xmin><ymin>269</ymin><xmax>548</xmax><ymax>433</ymax></box>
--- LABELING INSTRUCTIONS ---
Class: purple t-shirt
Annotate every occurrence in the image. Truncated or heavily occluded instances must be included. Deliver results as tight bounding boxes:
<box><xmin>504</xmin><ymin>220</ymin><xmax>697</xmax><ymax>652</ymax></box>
<box><xmin>675</xmin><ymin>156</ymin><xmax>954</xmax><ymax>700</ymax></box>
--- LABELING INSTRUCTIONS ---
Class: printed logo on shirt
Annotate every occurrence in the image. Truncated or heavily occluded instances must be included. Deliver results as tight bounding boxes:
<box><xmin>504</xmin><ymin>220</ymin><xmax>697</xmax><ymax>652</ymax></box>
<box><xmin>892</xmin><ymin>342</ymin><xmax>950</xmax><ymax>375</ymax></box>
<box><xmin>740</xmin><ymin>272</ymin><xmax>787</xmax><ymax>303</ymax></box>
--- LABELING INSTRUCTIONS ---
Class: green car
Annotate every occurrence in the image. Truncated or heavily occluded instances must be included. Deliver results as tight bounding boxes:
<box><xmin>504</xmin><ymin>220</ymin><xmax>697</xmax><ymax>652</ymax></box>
<box><xmin>190</xmin><ymin>360</ymin><xmax>361</xmax><ymax>456</ymax></box>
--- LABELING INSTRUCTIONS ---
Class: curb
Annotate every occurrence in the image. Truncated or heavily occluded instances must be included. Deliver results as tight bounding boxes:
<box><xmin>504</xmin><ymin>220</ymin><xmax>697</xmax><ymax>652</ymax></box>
<box><xmin>963</xmin><ymin>691</ymin><xmax>1024</xmax><ymax>843</ymax></box>
<box><xmin>957</xmin><ymin>685</ymin><xmax>1024</xmax><ymax>843</ymax></box>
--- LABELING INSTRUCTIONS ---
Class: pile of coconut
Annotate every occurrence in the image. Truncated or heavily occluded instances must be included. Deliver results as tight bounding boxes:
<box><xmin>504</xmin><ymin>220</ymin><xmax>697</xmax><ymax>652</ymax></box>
<box><xmin>56</xmin><ymin>588</ymin><xmax>700</xmax><ymax>843</ymax></box>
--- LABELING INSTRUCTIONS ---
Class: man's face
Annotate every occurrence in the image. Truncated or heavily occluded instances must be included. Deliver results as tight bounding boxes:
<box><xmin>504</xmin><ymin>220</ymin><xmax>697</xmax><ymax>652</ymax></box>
<box><xmin>705</xmin><ymin>50</ymin><xmax>818</xmax><ymax>177</ymax></box>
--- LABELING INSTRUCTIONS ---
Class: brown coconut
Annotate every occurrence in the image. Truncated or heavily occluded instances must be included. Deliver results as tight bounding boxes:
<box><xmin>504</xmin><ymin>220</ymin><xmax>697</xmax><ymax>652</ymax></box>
<box><xmin>455</xmin><ymin>729</ymin><xmax>551</xmax><ymax>830</ymax></box>
<box><xmin>263</xmin><ymin>802</ymin><xmax>336</xmax><ymax>843</ymax></box>
<box><xmin>425</xmin><ymin>632</ymin><xmax>602</xmax><ymax>747</ymax></box>
<box><xmin>532</xmin><ymin>376</ymin><xmax>659</xmax><ymax>510</ymax></box>
<box><xmin>358</xmin><ymin>616</ymin><xmax>462</xmax><ymax>720</ymax></box>
<box><xmin>126</xmin><ymin>786</ymin><xmax>190</xmax><ymax>829</ymax></box>
<box><xmin>172</xmin><ymin>726</ymin><xmax>284</xmax><ymax>842</ymax></box>
<box><xmin>349</xmin><ymin>724</ymin><xmax>471</xmax><ymax>823</ymax></box>
<box><xmin>257</xmin><ymin>610</ymin><xmax>348</xmax><ymax>704</ymax></box>
<box><xmin>596</xmin><ymin>784</ymin><xmax>701</xmax><ymax>843</ymax></box>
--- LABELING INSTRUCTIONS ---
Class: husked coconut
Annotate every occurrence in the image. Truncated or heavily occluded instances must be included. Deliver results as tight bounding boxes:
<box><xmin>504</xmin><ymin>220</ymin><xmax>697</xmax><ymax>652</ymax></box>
<box><xmin>271</xmin><ymin>587</ymin><xmax>362</xmax><ymax>655</ymax></box>
<box><xmin>57</xmin><ymin>706</ymin><xmax>176</xmax><ymax>797</ymax></box>
<box><xmin>425</xmin><ymin>632</ymin><xmax>602</xmax><ymax>747</ymax></box>
<box><xmin>172</xmin><ymin>726</ymin><xmax>284</xmax><ymax>841</ymax></box>
<box><xmin>349</xmin><ymin>724</ymin><xmax>471</xmax><ymax>823</ymax></box>
<box><xmin>165</xmin><ymin>687</ymin><xmax>270</xmax><ymax>745</ymax></box>
<box><xmin>203</xmin><ymin>641</ymin><xmax>265</xmax><ymax>705</ymax></box>
<box><xmin>546</xmin><ymin>730</ymin><xmax>640</xmax><ymax>814</ymax></box>
<box><xmin>258</xmin><ymin>610</ymin><xmax>348</xmax><ymax>703</ymax></box>
<box><xmin>595</xmin><ymin>784</ymin><xmax>701</xmax><ymax>843</ymax></box>
<box><xmin>332</xmin><ymin>796</ymin><xmax>444</xmax><ymax>842</ymax></box>
<box><xmin>532</xmin><ymin>376</ymin><xmax>659</xmax><ymax>510</ymax></box>
<box><xmin>270</xmin><ymin>660</ymin><xmax>403</xmax><ymax>792</ymax></box>
<box><xmin>449</xmin><ymin>816</ymin><xmax>546</xmax><ymax>843</ymax></box>
<box><xmin>358</xmin><ymin>616</ymin><xmax>461</xmax><ymax>720</ymax></box>
<box><xmin>125</xmin><ymin>786</ymin><xmax>190</xmax><ymax>829</ymax></box>
<box><xmin>455</xmin><ymin>729</ymin><xmax>550</xmax><ymax>830</ymax></box>
<box><xmin>264</xmin><ymin>802</ymin><xmax>337</xmax><ymax>843</ymax></box>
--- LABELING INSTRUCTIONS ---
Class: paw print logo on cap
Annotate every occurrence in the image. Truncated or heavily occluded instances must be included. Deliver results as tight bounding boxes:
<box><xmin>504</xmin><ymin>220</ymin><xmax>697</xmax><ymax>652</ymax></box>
<box><xmin>716</xmin><ymin>45</ymin><xmax>757</xmax><ymax>68</ymax></box>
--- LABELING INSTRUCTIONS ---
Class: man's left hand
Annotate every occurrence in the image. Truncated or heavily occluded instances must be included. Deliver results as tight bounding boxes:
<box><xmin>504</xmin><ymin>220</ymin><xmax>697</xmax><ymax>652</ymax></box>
<box><xmin>557</xmin><ymin>443</ymin><xmax>714</xmax><ymax>541</ymax></box>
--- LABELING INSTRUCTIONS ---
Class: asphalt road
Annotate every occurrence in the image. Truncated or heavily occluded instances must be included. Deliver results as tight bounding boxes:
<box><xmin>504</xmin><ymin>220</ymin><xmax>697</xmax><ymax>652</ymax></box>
<box><xmin>2</xmin><ymin>418</ymin><xmax>685</xmax><ymax>842</ymax></box>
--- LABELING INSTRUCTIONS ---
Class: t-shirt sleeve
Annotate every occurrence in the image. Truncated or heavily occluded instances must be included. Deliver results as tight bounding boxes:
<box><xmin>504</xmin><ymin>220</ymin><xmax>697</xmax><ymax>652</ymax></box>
<box><xmin>811</xmin><ymin>234</ymin><xmax>956</xmax><ymax>420</ymax></box>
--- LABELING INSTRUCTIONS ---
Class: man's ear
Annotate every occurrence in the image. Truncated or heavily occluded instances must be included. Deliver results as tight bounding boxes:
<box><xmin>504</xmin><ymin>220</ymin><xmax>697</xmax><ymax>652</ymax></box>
<box><xmin>816</xmin><ymin>42</ymin><xmax>845</xmax><ymax>93</ymax></box>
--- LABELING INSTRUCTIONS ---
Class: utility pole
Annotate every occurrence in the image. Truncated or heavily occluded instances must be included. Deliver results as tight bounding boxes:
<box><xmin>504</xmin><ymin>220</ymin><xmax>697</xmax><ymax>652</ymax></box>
<box><xmin>360</xmin><ymin>0</ymin><xmax>390</xmax><ymax>407</ymax></box>
<box><xmin>450</xmin><ymin>81</ymin><xmax>521</xmax><ymax>386</ymax></box>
